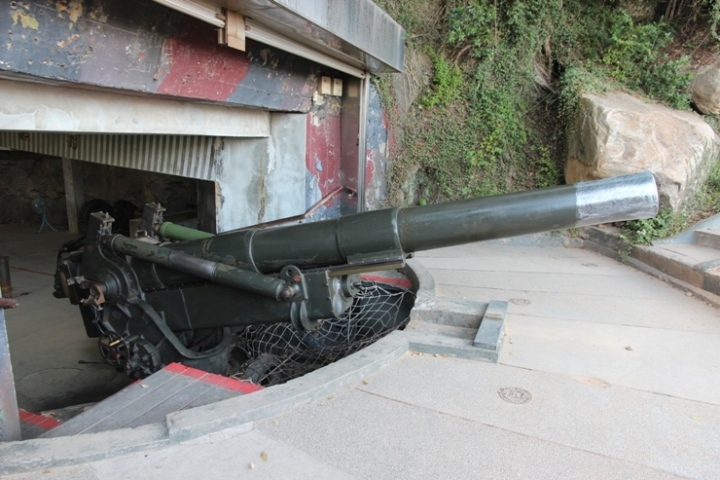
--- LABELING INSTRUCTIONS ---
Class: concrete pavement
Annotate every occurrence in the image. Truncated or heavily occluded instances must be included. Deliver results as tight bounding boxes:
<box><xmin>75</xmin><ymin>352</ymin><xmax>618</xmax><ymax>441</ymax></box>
<box><xmin>2</xmin><ymin>240</ymin><xmax>719</xmax><ymax>479</ymax></box>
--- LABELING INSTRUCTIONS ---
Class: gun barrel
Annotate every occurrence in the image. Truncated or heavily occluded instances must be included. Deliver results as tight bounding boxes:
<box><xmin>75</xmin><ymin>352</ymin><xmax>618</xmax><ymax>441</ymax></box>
<box><xmin>397</xmin><ymin>170</ymin><xmax>658</xmax><ymax>252</ymax></box>
<box><xmin>173</xmin><ymin>171</ymin><xmax>658</xmax><ymax>273</ymax></box>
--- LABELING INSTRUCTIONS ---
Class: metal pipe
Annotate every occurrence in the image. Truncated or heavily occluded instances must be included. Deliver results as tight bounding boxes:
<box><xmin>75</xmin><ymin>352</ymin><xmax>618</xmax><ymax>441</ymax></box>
<box><xmin>0</xmin><ymin>256</ymin><xmax>12</xmax><ymax>299</ymax></box>
<box><xmin>159</xmin><ymin>222</ymin><xmax>214</xmax><ymax>241</ymax></box>
<box><xmin>173</xmin><ymin>172</ymin><xmax>659</xmax><ymax>273</ymax></box>
<box><xmin>397</xmin><ymin>171</ymin><xmax>658</xmax><ymax>252</ymax></box>
<box><xmin>356</xmin><ymin>75</ymin><xmax>370</xmax><ymax>212</ymax></box>
<box><xmin>108</xmin><ymin>236</ymin><xmax>291</xmax><ymax>300</ymax></box>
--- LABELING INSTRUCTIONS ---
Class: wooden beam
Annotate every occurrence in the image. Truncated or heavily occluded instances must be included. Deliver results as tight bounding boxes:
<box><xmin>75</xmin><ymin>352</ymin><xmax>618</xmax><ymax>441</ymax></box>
<box><xmin>221</xmin><ymin>10</ymin><xmax>245</xmax><ymax>51</ymax></box>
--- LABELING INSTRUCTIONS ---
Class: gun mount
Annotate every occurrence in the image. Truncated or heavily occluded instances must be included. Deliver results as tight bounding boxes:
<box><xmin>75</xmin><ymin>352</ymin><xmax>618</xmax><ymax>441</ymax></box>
<box><xmin>54</xmin><ymin>172</ymin><xmax>658</xmax><ymax>379</ymax></box>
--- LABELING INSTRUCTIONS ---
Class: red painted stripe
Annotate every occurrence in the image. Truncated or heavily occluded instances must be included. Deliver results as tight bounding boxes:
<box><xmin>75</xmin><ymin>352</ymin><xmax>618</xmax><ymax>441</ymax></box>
<box><xmin>176</xmin><ymin>366</ymin><xmax>206</xmax><ymax>380</ymax></box>
<box><xmin>365</xmin><ymin>148</ymin><xmax>375</xmax><ymax>190</ymax></box>
<box><xmin>164</xmin><ymin>362</ymin><xmax>191</xmax><ymax>374</ymax></box>
<box><xmin>383</xmin><ymin>109</ymin><xmax>396</xmax><ymax>159</ymax></box>
<box><xmin>360</xmin><ymin>274</ymin><xmax>413</xmax><ymax>289</ymax></box>
<box><xmin>164</xmin><ymin>363</ymin><xmax>263</xmax><ymax>394</ymax></box>
<box><xmin>306</xmin><ymin>113</ymin><xmax>342</xmax><ymax>197</ymax></box>
<box><xmin>18</xmin><ymin>409</ymin><xmax>62</xmax><ymax>430</ymax></box>
<box><xmin>198</xmin><ymin>372</ymin><xmax>264</xmax><ymax>394</ymax></box>
<box><xmin>157</xmin><ymin>19</ymin><xmax>250</xmax><ymax>102</ymax></box>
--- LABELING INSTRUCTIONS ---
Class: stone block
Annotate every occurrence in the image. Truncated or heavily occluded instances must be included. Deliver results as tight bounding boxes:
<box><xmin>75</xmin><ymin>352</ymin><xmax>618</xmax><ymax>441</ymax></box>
<box><xmin>566</xmin><ymin>92</ymin><xmax>719</xmax><ymax>211</ymax></box>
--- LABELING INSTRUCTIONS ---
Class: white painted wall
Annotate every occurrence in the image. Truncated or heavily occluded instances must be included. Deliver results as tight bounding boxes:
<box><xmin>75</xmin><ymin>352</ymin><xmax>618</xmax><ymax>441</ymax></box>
<box><xmin>263</xmin><ymin>113</ymin><xmax>307</xmax><ymax>221</ymax></box>
<box><xmin>213</xmin><ymin>113</ymin><xmax>307</xmax><ymax>231</ymax></box>
<box><xmin>0</xmin><ymin>79</ymin><xmax>269</xmax><ymax>137</ymax></box>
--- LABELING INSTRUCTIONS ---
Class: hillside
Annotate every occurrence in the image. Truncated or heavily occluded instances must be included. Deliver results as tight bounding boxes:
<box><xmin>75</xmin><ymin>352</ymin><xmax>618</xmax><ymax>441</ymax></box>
<box><xmin>375</xmin><ymin>0</ymin><xmax>720</xmax><ymax>223</ymax></box>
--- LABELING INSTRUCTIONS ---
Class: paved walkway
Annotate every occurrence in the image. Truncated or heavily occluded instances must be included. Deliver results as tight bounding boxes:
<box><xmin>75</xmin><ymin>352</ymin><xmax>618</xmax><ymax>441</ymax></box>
<box><xmin>4</xmin><ymin>243</ymin><xmax>720</xmax><ymax>479</ymax></box>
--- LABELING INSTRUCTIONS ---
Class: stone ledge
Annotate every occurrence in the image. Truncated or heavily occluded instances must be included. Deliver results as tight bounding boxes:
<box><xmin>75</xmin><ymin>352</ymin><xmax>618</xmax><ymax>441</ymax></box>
<box><xmin>584</xmin><ymin>226</ymin><xmax>720</xmax><ymax>309</ymax></box>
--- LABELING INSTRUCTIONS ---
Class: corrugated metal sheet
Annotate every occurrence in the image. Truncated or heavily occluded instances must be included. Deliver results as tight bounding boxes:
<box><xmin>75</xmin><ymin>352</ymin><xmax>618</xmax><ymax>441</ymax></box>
<box><xmin>0</xmin><ymin>132</ymin><xmax>219</xmax><ymax>180</ymax></box>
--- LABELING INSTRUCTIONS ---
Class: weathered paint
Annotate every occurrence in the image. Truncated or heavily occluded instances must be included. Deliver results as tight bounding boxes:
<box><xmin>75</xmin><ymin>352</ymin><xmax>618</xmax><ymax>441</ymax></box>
<box><xmin>364</xmin><ymin>82</ymin><xmax>391</xmax><ymax>209</ymax></box>
<box><xmin>263</xmin><ymin>113</ymin><xmax>307</xmax><ymax>222</ymax></box>
<box><xmin>0</xmin><ymin>0</ymin><xmax>392</xmax><ymax>231</ymax></box>
<box><xmin>157</xmin><ymin>19</ymin><xmax>251</xmax><ymax>102</ymax></box>
<box><xmin>0</xmin><ymin>0</ymin><xmax>321</xmax><ymax>111</ymax></box>
<box><xmin>305</xmin><ymin>96</ymin><xmax>342</xmax><ymax>210</ymax></box>
<box><xmin>75</xmin><ymin>1</ymin><xmax>176</xmax><ymax>92</ymax></box>
<box><xmin>213</xmin><ymin>113</ymin><xmax>307</xmax><ymax>231</ymax></box>
<box><xmin>3</xmin><ymin>0</ymin><xmax>83</xmax><ymax>80</ymax></box>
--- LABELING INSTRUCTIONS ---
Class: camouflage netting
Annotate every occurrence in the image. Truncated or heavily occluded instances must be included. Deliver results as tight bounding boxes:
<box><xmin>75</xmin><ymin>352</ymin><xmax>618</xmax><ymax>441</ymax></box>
<box><xmin>230</xmin><ymin>281</ymin><xmax>414</xmax><ymax>386</ymax></box>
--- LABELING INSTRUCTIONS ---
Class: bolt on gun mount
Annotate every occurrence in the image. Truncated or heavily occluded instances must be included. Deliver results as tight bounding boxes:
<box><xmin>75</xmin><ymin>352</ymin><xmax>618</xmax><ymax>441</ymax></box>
<box><xmin>54</xmin><ymin>172</ymin><xmax>658</xmax><ymax>378</ymax></box>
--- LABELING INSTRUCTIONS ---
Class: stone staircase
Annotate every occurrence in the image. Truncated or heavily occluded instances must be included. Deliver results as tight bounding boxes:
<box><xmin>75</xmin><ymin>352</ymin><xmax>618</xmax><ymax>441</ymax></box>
<box><xmin>633</xmin><ymin>228</ymin><xmax>720</xmax><ymax>296</ymax></box>
<box><xmin>585</xmin><ymin>218</ymin><xmax>720</xmax><ymax>305</ymax></box>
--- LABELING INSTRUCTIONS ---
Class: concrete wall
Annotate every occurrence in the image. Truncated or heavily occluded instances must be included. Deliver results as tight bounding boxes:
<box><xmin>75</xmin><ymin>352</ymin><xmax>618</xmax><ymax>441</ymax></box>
<box><xmin>214</xmin><ymin>114</ymin><xmax>306</xmax><ymax>231</ymax></box>
<box><xmin>306</xmin><ymin>96</ymin><xmax>343</xmax><ymax>211</ymax></box>
<box><xmin>0</xmin><ymin>0</ymin><xmax>395</xmax><ymax>232</ymax></box>
<box><xmin>0</xmin><ymin>79</ymin><xmax>269</xmax><ymax>137</ymax></box>
<box><xmin>0</xmin><ymin>84</ymin><xmax>393</xmax><ymax>232</ymax></box>
<box><xmin>0</xmin><ymin>0</ymin><xmax>322</xmax><ymax>111</ymax></box>
<box><xmin>365</xmin><ymin>82</ymin><xmax>393</xmax><ymax>210</ymax></box>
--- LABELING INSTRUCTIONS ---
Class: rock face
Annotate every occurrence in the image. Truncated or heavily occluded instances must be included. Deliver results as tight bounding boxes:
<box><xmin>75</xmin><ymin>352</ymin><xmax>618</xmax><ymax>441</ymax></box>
<box><xmin>566</xmin><ymin>92</ymin><xmax>719</xmax><ymax>211</ymax></box>
<box><xmin>690</xmin><ymin>66</ymin><xmax>720</xmax><ymax>115</ymax></box>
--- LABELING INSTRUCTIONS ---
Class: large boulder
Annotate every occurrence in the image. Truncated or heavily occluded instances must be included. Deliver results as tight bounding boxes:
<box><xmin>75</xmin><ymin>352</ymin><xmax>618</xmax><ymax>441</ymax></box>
<box><xmin>566</xmin><ymin>92</ymin><xmax>719</xmax><ymax>211</ymax></box>
<box><xmin>690</xmin><ymin>65</ymin><xmax>720</xmax><ymax>115</ymax></box>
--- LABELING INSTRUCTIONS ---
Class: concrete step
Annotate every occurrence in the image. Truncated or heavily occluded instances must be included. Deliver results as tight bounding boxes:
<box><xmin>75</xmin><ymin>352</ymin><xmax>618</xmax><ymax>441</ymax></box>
<box><xmin>41</xmin><ymin>364</ymin><xmax>263</xmax><ymax>438</ymax></box>
<box><xmin>694</xmin><ymin>227</ymin><xmax>720</xmax><ymax>250</ymax></box>
<box><xmin>631</xmin><ymin>243</ymin><xmax>720</xmax><ymax>295</ymax></box>
<box><xmin>585</xmin><ymin>227</ymin><xmax>720</xmax><ymax>298</ymax></box>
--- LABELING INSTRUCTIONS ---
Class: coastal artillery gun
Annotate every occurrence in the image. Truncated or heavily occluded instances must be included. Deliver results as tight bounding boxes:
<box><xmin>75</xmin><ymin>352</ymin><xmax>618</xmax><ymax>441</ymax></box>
<box><xmin>54</xmin><ymin>172</ymin><xmax>659</xmax><ymax>380</ymax></box>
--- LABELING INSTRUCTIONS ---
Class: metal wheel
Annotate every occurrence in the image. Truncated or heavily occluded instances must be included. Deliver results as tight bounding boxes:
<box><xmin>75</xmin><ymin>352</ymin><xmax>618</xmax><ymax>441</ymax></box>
<box><xmin>98</xmin><ymin>331</ymin><xmax>130</xmax><ymax>368</ymax></box>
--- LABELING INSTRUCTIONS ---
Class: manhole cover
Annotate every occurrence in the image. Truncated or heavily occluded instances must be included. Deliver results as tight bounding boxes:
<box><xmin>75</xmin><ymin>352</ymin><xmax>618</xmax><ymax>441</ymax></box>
<box><xmin>509</xmin><ymin>298</ymin><xmax>530</xmax><ymax>305</ymax></box>
<box><xmin>581</xmin><ymin>263</ymin><xmax>598</xmax><ymax>267</ymax></box>
<box><xmin>498</xmin><ymin>387</ymin><xmax>532</xmax><ymax>404</ymax></box>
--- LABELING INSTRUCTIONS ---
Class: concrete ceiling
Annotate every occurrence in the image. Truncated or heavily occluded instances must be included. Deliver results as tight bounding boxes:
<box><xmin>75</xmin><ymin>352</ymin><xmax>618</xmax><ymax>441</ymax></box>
<box><xmin>155</xmin><ymin>0</ymin><xmax>405</xmax><ymax>74</ymax></box>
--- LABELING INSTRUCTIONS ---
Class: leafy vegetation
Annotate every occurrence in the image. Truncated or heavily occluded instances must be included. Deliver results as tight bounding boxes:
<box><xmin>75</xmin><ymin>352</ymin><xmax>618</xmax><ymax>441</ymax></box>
<box><xmin>621</xmin><ymin>209</ymin><xmax>675</xmax><ymax>245</ymax></box>
<box><xmin>375</xmin><ymin>0</ymin><xmax>720</xmax><ymax>219</ymax></box>
<box><xmin>602</xmin><ymin>11</ymin><xmax>693</xmax><ymax>108</ymax></box>
<box><xmin>420</xmin><ymin>49</ymin><xmax>463</xmax><ymax>108</ymax></box>
<box><xmin>622</xmin><ymin>160</ymin><xmax>720</xmax><ymax>244</ymax></box>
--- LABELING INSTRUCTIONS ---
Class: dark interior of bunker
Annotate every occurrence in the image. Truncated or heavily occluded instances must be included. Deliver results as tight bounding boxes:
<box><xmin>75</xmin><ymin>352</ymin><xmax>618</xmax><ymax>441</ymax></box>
<box><xmin>0</xmin><ymin>149</ymin><xmax>414</xmax><ymax>421</ymax></box>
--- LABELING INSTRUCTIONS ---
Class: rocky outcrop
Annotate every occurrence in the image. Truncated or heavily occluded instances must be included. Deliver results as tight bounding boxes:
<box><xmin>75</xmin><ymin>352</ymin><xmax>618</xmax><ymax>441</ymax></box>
<box><xmin>690</xmin><ymin>66</ymin><xmax>720</xmax><ymax>115</ymax></box>
<box><xmin>566</xmin><ymin>92</ymin><xmax>719</xmax><ymax>211</ymax></box>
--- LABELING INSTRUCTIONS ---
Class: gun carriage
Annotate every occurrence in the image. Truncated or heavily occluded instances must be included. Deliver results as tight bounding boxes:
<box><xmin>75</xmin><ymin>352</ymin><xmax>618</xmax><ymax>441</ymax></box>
<box><xmin>54</xmin><ymin>172</ymin><xmax>658</xmax><ymax>381</ymax></box>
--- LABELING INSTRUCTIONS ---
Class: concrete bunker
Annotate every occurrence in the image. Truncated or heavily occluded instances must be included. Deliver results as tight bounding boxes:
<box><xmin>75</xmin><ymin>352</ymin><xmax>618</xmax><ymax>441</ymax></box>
<box><xmin>0</xmin><ymin>0</ymin><xmax>404</xmax><ymax>442</ymax></box>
